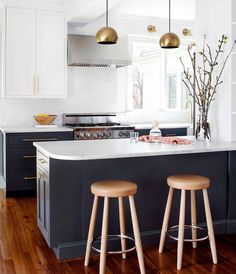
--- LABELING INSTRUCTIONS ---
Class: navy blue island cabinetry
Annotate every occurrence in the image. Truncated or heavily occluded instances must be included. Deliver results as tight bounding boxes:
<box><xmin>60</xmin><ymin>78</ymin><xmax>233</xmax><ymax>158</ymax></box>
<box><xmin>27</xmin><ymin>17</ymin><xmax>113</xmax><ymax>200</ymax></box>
<box><xmin>34</xmin><ymin>139</ymin><xmax>236</xmax><ymax>260</ymax></box>
<box><xmin>1</xmin><ymin>129</ymin><xmax>73</xmax><ymax>196</ymax></box>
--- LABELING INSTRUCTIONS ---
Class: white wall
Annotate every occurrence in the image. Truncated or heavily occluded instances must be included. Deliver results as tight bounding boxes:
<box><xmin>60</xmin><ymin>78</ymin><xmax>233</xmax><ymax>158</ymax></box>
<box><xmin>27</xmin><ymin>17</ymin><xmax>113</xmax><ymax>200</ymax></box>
<box><xmin>69</xmin><ymin>13</ymin><xmax>195</xmax><ymax>40</ymax></box>
<box><xmin>0</xmin><ymin>67</ymin><xmax>118</xmax><ymax>126</ymax></box>
<box><xmin>0</xmin><ymin>65</ymin><xmax>191</xmax><ymax>127</ymax></box>
<box><xmin>195</xmin><ymin>0</ymin><xmax>231</xmax><ymax>140</ymax></box>
<box><xmin>0</xmin><ymin>1</ymin><xmax>193</xmax><ymax>127</ymax></box>
<box><xmin>117</xmin><ymin>109</ymin><xmax>190</xmax><ymax>124</ymax></box>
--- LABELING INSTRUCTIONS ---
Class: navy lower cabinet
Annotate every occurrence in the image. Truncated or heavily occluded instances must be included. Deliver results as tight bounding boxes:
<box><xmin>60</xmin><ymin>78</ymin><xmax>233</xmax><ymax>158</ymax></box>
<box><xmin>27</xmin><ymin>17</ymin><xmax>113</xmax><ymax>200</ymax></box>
<box><xmin>135</xmin><ymin>127</ymin><xmax>188</xmax><ymax>137</ymax></box>
<box><xmin>135</xmin><ymin>129</ymin><xmax>150</xmax><ymax>136</ymax></box>
<box><xmin>160</xmin><ymin>127</ymin><xmax>187</xmax><ymax>136</ymax></box>
<box><xmin>228</xmin><ymin>151</ymin><xmax>236</xmax><ymax>233</ymax></box>
<box><xmin>4</xmin><ymin>131</ymin><xmax>73</xmax><ymax>196</ymax></box>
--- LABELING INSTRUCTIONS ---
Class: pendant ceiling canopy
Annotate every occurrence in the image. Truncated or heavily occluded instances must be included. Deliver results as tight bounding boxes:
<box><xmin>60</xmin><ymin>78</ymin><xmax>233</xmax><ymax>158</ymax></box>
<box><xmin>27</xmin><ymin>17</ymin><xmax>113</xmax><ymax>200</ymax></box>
<box><xmin>159</xmin><ymin>0</ymin><xmax>180</xmax><ymax>49</ymax></box>
<box><xmin>96</xmin><ymin>0</ymin><xmax>118</xmax><ymax>45</ymax></box>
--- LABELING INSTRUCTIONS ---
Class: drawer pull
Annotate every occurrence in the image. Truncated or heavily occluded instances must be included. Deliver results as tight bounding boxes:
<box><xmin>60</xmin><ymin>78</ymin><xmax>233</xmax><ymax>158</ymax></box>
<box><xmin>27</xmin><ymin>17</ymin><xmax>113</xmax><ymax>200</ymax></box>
<box><xmin>23</xmin><ymin>138</ymin><xmax>58</xmax><ymax>142</ymax></box>
<box><xmin>23</xmin><ymin>155</ymin><xmax>36</xmax><ymax>159</ymax></box>
<box><xmin>23</xmin><ymin>176</ymin><xmax>37</xmax><ymax>180</ymax></box>
<box><xmin>165</xmin><ymin>134</ymin><xmax>177</xmax><ymax>136</ymax></box>
<box><xmin>38</xmin><ymin>158</ymin><xmax>47</xmax><ymax>164</ymax></box>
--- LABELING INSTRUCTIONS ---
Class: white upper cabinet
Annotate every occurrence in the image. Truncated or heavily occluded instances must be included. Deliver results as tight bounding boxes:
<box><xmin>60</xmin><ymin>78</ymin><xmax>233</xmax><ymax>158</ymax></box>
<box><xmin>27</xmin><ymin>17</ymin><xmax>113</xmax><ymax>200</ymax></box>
<box><xmin>5</xmin><ymin>8</ymin><xmax>36</xmax><ymax>97</ymax></box>
<box><xmin>4</xmin><ymin>7</ymin><xmax>66</xmax><ymax>98</ymax></box>
<box><xmin>36</xmin><ymin>10</ymin><xmax>65</xmax><ymax>97</ymax></box>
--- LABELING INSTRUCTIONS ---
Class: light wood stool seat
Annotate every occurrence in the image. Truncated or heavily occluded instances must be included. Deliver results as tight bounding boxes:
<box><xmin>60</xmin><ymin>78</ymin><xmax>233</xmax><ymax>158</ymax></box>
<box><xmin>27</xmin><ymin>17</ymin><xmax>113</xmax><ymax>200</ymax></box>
<box><xmin>85</xmin><ymin>180</ymin><xmax>145</xmax><ymax>274</ymax></box>
<box><xmin>91</xmin><ymin>180</ymin><xmax>137</xmax><ymax>197</ymax></box>
<box><xmin>167</xmin><ymin>175</ymin><xmax>210</xmax><ymax>190</ymax></box>
<box><xmin>159</xmin><ymin>174</ymin><xmax>217</xmax><ymax>270</ymax></box>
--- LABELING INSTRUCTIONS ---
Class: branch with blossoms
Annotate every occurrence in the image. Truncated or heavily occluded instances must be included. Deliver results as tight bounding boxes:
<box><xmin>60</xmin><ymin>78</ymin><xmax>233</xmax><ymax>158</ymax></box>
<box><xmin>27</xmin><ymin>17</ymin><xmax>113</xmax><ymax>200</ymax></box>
<box><xmin>180</xmin><ymin>35</ymin><xmax>236</xmax><ymax>120</ymax></box>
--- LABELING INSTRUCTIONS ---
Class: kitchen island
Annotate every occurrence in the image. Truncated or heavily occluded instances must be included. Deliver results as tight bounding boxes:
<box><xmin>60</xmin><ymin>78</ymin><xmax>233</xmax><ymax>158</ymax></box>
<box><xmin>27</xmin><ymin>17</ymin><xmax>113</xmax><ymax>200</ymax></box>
<box><xmin>34</xmin><ymin>138</ymin><xmax>236</xmax><ymax>260</ymax></box>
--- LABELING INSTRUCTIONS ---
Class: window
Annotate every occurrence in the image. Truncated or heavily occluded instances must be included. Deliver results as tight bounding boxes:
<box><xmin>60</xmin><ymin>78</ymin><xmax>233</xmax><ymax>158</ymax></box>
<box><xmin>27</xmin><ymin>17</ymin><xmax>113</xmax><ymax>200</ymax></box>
<box><xmin>131</xmin><ymin>42</ymin><xmax>161</xmax><ymax>109</ymax></box>
<box><xmin>127</xmin><ymin>39</ymin><xmax>192</xmax><ymax>111</ymax></box>
<box><xmin>168</xmin><ymin>74</ymin><xmax>177</xmax><ymax>108</ymax></box>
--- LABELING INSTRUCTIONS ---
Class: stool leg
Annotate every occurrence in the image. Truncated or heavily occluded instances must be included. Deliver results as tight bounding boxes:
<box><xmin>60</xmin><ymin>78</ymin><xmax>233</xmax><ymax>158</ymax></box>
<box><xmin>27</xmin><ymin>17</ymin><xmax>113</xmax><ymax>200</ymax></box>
<box><xmin>159</xmin><ymin>187</ymin><xmax>174</xmax><ymax>253</ymax></box>
<box><xmin>84</xmin><ymin>195</ymin><xmax>99</xmax><ymax>267</ymax></box>
<box><xmin>177</xmin><ymin>189</ymin><xmax>186</xmax><ymax>270</ymax></box>
<box><xmin>203</xmin><ymin>189</ymin><xmax>218</xmax><ymax>264</ymax></box>
<box><xmin>119</xmin><ymin>197</ymin><xmax>127</xmax><ymax>259</ymax></box>
<box><xmin>191</xmin><ymin>190</ymin><xmax>197</xmax><ymax>249</ymax></box>
<box><xmin>100</xmin><ymin>197</ymin><xmax>109</xmax><ymax>274</ymax></box>
<box><xmin>129</xmin><ymin>195</ymin><xmax>145</xmax><ymax>274</ymax></box>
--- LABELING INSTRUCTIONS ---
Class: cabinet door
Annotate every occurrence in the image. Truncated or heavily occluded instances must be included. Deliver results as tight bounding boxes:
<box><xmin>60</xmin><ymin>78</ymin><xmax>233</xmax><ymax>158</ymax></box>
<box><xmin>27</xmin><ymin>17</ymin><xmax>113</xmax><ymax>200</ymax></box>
<box><xmin>36</xmin><ymin>11</ymin><xmax>66</xmax><ymax>97</ymax></box>
<box><xmin>5</xmin><ymin>8</ymin><xmax>36</xmax><ymax>97</ymax></box>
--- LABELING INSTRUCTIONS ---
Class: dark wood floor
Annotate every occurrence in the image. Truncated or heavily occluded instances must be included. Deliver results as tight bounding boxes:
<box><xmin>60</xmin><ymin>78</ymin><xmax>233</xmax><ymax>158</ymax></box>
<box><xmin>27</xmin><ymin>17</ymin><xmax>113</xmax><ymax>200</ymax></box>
<box><xmin>0</xmin><ymin>190</ymin><xmax>236</xmax><ymax>274</ymax></box>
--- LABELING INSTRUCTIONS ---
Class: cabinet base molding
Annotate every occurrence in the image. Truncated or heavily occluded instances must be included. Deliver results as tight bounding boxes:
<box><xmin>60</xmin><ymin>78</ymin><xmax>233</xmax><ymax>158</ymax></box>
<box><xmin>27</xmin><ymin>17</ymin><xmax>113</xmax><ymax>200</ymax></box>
<box><xmin>5</xmin><ymin>189</ymin><xmax>36</xmax><ymax>197</ymax></box>
<box><xmin>227</xmin><ymin>219</ymin><xmax>236</xmax><ymax>234</ymax></box>
<box><xmin>52</xmin><ymin>220</ymin><xmax>228</xmax><ymax>260</ymax></box>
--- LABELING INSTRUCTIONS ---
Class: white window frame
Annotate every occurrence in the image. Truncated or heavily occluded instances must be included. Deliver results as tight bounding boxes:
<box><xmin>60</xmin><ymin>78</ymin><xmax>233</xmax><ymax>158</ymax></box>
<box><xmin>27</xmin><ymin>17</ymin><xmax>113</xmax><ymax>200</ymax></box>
<box><xmin>127</xmin><ymin>37</ymin><xmax>191</xmax><ymax>111</ymax></box>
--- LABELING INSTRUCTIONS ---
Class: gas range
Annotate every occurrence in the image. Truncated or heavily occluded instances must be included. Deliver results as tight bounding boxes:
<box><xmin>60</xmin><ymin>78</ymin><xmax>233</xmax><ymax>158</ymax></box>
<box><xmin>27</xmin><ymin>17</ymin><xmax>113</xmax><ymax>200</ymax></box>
<box><xmin>62</xmin><ymin>113</ymin><xmax>135</xmax><ymax>140</ymax></box>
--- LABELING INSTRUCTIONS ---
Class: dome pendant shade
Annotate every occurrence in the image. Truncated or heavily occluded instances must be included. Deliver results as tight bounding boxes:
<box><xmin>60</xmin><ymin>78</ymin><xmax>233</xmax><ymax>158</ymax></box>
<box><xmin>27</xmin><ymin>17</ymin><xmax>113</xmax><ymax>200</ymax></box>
<box><xmin>160</xmin><ymin>0</ymin><xmax>180</xmax><ymax>49</ymax></box>
<box><xmin>96</xmin><ymin>0</ymin><xmax>118</xmax><ymax>45</ymax></box>
<box><xmin>96</xmin><ymin>27</ymin><xmax>118</xmax><ymax>44</ymax></box>
<box><xmin>159</xmin><ymin>32</ymin><xmax>180</xmax><ymax>49</ymax></box>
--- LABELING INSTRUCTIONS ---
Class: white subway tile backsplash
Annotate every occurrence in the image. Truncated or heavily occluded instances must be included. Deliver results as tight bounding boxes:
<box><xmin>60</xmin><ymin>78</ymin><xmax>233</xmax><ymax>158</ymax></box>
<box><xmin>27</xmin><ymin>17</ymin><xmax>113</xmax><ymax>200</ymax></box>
<box><xmin>0</xmin><ymin>67</ymin><xmax>190</xmax><ymax>127</ymax></box>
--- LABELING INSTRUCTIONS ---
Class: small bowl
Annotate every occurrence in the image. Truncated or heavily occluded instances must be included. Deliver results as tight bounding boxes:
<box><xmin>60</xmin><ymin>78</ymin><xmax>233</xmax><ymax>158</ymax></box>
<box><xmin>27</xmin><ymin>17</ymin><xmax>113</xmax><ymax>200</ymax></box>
<box><xmin>34</xmin><ymin>115</ymin><xmax>57</xmax><ymax>125</ymax></box>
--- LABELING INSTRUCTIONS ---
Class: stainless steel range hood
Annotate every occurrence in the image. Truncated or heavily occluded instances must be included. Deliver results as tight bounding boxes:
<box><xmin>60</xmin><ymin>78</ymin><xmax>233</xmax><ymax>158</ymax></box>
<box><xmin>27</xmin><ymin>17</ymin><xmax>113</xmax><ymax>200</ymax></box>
<box><xmin>67</xmin><ymin>34</ymin><xmax>132</xmax><ymax>68</ymax></box>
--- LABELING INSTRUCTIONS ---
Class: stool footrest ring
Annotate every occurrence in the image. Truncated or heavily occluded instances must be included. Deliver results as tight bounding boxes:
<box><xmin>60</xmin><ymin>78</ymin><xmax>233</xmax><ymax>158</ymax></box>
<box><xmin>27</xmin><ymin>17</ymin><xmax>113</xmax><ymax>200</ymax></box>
<box><xmin>91</xmin><ymin>234</ymin><xmax>136</xmax><ymax>255</ymax></box>
<box><xmin>167</xmin><ymin>225</ymin><xmax>209</xmax><ymax>242</ymax></box>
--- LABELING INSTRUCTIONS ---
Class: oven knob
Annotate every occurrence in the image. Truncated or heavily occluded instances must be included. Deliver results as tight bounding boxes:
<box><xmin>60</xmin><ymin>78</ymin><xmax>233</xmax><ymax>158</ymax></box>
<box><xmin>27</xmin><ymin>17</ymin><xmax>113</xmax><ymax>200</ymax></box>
<box><xmin>125</xmin><ymin>131</ymin><xmax>130</xmax><ymax>137</ymax></box>
<box><xmin>86</xmin><ymin>132</ymin><xmax>92</xmax><ymax>138</ymax></box>
<box><xmin>119</xmin><ymin>131</ymin><xmax>124</xmax><ymax>137</ymax></box>
<box><xmin>79</xmin><ymin>132</ymin><xmax>86</xmax><ymax>139</ymax></box>
<box><xmin>94</xmin><ymin>133</ymin><xmax>99</xmax><ymax>139</ymax></box>
<box><xmin>100</xmin><ymin>132</ymin><xmax>106</xmax><ymax>138</ymax></box>
<box><xmin>106</xmin><ymin>131</ymin><xmax>112</xmax><ymax>138</ymax></box>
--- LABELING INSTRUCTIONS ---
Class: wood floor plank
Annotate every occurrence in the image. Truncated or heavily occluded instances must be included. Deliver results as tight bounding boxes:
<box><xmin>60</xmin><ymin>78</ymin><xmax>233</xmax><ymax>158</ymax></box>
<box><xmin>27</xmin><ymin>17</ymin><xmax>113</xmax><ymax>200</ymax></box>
<box><xmin>0</xmin><ymin>190</ymin><xmax>236</xmax><ymax>274</ymax></box>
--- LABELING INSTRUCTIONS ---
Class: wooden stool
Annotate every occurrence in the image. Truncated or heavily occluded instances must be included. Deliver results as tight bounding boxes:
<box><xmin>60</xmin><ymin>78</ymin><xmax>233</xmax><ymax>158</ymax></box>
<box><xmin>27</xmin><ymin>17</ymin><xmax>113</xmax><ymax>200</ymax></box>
<box><xmin>84</xmin><ymin>180</ymin><xmax>145</xmax><ymax>274</ymax></box>
<box><xmin>159</xmin><ymin>175</ymin><xmax>218</xmax><ymax>270</ymax></box>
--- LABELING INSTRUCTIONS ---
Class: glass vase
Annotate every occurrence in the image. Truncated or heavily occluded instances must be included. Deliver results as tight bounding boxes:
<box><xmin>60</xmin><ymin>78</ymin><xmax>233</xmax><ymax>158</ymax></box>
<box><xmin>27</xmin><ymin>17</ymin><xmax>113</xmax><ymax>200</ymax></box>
<box><xmin>195</xmin><ymin>107</ymin><xmax>211</xmax><ymax>140</ymax></box>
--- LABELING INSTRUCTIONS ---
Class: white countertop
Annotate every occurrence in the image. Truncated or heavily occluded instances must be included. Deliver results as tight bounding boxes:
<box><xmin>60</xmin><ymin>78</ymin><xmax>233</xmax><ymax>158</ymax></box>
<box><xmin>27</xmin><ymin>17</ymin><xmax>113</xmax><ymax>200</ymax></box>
<box><xmin>0</xmin><ymin>126</ymin><xmax>73</xmax><ymax>134</ymax></box>
<box><xmin>131</xmin><ymin>123</ymin><xmax>191</xmax><ymax>129</ymax></box>
<box><xmin>34</xmin><ymin>138</ymin><xmax>236</xmax><ymax>161</ymax></box>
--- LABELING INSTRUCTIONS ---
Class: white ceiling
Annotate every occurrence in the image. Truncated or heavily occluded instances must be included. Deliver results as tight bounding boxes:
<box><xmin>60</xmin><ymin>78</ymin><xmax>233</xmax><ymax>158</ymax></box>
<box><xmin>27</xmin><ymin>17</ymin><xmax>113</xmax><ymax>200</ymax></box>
<box><xmin>112</xmin><ymin>0</ymin><xmax>195</xmax><ymax>21</ymax></box>
<box><xmin>12</xmin><ymin>0</ymin><xmax>195</xmax><ymax>21</ymax></box>
<box><xmin>68</xmin><ymin>0</ymin><xmax>195</xmax><ymax>36</ymax></box>
<box><xmin>67</xmin><ymin>0</ymin><xmax>195</xmax><ymax>27</ymax></box>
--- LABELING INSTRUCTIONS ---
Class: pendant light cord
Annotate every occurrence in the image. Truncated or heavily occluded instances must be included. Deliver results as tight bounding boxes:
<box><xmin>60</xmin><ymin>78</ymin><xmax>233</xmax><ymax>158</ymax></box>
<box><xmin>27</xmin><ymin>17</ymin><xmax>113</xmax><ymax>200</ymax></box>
<box><xmin>169</xmin><ymin>0</ymin><xmax>171</xmax><ymax>33</ymax></box>
<box><xmin>106</xmin><ymin>0</ymin><xmax>108</xmax><ymax>27</ymax></box>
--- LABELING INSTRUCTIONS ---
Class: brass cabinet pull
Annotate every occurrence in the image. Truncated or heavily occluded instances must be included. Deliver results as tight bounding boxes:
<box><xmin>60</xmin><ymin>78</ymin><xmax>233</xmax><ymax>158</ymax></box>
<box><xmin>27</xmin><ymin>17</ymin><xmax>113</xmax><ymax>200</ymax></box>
<box><xmin>23</xmin><ymin>138</ymin><xmax>58</xmax><ymax>142</ymax></box>
<box><xmin>33</xmin><ymin>75</ymin><xmax>36</xmax><ymax>95</ymax></box>
<box><xmin>23</xmin><ymin>155</ymin><xmax>36</xmax><ymax>159</ymax></box>
<box><xmin>165</xmin><ymin>134</ymin><xmax>177</xmax><ymax>136</ymax></box>
<box><xmin>37</xmin><ymin>75</ymin><xmax>39</xmax><ymax>94</ymax></box>
<box><xmin>23</xmin><ymin>176</ymin><xmax>37</xmax><ymax>180</ymax></box>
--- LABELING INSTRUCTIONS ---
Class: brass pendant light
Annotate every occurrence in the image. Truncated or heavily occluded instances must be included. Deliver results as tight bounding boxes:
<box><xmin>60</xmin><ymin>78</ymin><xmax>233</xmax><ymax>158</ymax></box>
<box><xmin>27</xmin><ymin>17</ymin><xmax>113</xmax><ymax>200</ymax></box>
<box><xmin>159</xmin><ymin>0</ymin><xmax>180</xmax><ymax>49</ymax></box>
<box><xmin>96</xmin><ymin>0</ymin><xmax>118</xmax><ymax>44</ymax></box>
